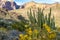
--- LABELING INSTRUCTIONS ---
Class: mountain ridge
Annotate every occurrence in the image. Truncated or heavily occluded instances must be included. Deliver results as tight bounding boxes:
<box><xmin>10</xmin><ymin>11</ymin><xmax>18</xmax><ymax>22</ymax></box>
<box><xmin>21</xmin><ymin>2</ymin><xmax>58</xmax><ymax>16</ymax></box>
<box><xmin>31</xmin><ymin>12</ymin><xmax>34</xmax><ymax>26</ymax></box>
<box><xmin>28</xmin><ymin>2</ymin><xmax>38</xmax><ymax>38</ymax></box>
<box><xmin>22</xmin><ymin>1</ymin><xmax>60</xmax><ymax>9</ymax></box>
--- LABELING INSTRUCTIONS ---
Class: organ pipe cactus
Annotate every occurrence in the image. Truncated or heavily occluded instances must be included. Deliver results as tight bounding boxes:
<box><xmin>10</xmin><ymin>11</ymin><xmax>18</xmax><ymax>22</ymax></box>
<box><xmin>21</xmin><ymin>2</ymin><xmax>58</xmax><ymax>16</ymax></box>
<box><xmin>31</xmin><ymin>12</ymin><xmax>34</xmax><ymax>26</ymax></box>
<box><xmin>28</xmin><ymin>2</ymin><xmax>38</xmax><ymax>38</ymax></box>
<box><xmin>27</xmin><ymin>8</ymin><xmax>56</xmax><ymax>30</ymax></box>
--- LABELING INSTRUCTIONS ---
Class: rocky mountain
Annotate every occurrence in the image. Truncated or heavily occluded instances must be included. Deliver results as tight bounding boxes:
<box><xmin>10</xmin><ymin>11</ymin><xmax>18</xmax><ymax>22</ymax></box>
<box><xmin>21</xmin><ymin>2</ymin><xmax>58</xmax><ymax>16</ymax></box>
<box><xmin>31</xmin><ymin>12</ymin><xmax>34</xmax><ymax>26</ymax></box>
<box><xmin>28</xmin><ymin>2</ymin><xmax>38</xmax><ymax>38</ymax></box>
<box><xmin>0</xmin><ymin>0</ymin><xmax>20</xmax><ymax>10</ymax></box>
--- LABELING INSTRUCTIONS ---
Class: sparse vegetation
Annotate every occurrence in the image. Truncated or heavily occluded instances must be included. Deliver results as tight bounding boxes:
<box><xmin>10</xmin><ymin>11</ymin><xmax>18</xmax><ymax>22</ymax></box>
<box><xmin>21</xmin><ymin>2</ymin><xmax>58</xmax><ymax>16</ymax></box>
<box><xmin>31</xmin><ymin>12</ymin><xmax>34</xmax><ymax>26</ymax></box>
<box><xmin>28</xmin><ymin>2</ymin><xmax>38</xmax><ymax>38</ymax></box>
<box><xmin>0</xmin><ymin>7</ymin><xmax>60</xmax><ymax>40</ymax></box>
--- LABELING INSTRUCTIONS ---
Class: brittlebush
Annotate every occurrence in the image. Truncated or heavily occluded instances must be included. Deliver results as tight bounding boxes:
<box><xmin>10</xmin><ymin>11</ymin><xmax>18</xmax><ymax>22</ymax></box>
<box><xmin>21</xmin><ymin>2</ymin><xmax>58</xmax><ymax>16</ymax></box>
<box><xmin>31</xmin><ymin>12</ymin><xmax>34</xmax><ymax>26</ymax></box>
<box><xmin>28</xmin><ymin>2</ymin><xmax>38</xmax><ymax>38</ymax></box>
<box><xmin>43</xmin><ymin>24</ymin><xmax>51</xmax><ymax>33</ymax></box>
<box><xmin>43</xmin><ymin>24</ymin><xmax>56</xmax><ymax>39</ymax></box>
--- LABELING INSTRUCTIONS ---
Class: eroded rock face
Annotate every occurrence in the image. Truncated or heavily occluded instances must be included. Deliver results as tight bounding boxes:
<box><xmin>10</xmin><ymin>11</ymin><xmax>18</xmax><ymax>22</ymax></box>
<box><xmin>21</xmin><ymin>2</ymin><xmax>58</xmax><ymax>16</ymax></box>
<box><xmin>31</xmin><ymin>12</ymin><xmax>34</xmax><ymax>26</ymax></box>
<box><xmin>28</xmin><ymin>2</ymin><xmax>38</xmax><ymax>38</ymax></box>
<box><xmin>0</xmin><ymin>0</ymin><xmax>20</xmax><ymax>10</ymax></box>
<box><xmin>3</xmin><ymin>1</ymin><xmax>20</xmax><ymax>10</ymax></box>
<box><xmin>3</xmin><ymin>1</ymin><xmax>13</xmax><ymax>10</ymax></box>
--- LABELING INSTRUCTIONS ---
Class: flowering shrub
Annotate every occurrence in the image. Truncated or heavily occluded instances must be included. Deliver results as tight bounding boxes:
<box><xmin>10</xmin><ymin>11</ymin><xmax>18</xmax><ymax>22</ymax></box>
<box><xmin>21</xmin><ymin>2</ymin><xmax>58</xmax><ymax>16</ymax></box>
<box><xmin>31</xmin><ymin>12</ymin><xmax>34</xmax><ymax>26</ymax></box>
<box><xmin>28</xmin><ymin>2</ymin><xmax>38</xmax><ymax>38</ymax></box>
<box><xmin>19</xmin><ymin>27</ymin><xmax>38</xmax><ymax>40</ymax></box>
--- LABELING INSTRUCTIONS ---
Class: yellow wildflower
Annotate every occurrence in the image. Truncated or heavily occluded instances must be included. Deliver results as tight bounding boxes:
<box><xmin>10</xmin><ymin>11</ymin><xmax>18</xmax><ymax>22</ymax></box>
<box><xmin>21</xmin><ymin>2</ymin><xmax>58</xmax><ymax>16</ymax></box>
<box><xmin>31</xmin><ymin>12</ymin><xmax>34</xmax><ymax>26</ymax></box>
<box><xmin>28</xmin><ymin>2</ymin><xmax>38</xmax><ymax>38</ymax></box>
<box><xmin>28</xmin><ymin>30</ymin><xmax>32</xmax><ymax>35</ymax></box>
<box><xmin>19</xmin><ymin>34</ymin><xmax>24</xmax><ymax>37</ymax></box>
<box><xmin>43</xmin><ymin>24</ymin><xmax>47</xmax><ymax>27</ymax></box>
<box><xmin>19</xmin><ymin>34</ymin><xmax>24</xmax><ymax>40</ymax></box>
<box><xmin>43</xmin><ymin>24</ymin><xmax>51</xmax><ymax>32</ymax></box>
<box><xmin>34</xmin><ymin>29</ymin><xmax>38</xmax><ymax>34</ymax></box>
<box><xmin>23</xmin><ymin>35</ymin><xmax>28</xmax><ymax>40</ymax></box>
<box><xmin>24</xmin><ymin>35</ymin><xmax>28</xmax><ymax>38</ymax></box>
<box><xmin>47</xmin><ymin>28</ymin><xmax>51</xmax><ymax>32</ymax></box>
<box><xmin>25</xmin><ymin>27</ymin><xmax>32</xmax><ymax>36</ymax></box>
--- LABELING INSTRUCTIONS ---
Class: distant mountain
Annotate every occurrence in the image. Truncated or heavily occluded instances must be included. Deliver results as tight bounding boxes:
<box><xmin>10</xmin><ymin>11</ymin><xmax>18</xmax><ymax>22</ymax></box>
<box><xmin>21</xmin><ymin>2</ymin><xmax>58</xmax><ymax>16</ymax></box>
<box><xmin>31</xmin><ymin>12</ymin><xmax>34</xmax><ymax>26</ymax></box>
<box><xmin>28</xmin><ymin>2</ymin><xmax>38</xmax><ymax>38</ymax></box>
<box><xmin>3</xmin><ymin>1</ymin><xmax>20</xmax><ymax>10</ymax></box>
<box><xmin>0</xmin><ymin>0</ymin><xmax>20</xmax><ymax>10</ymax></box>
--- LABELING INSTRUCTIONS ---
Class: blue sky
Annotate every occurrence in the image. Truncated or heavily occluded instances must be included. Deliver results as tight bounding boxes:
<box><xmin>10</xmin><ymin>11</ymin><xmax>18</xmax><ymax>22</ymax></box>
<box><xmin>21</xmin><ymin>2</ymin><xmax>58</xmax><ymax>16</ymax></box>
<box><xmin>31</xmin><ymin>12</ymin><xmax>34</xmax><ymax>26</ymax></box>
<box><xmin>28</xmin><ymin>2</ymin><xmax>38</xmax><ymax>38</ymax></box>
<box><xmin>14</xmin><ymin>0</ymin><xmax>60</xmax><ymax>5</ymax></box>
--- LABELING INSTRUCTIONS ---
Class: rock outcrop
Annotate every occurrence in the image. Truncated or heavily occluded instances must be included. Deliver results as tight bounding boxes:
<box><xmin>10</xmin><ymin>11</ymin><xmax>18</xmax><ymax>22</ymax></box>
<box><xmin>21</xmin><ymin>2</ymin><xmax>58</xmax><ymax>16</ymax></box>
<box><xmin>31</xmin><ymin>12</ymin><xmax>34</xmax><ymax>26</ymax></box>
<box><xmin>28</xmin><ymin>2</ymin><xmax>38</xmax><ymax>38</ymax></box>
<box><xmin>0</xmin><ymin>0</ymin><xmax>20</xmax><ymax>10</ymax></box>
